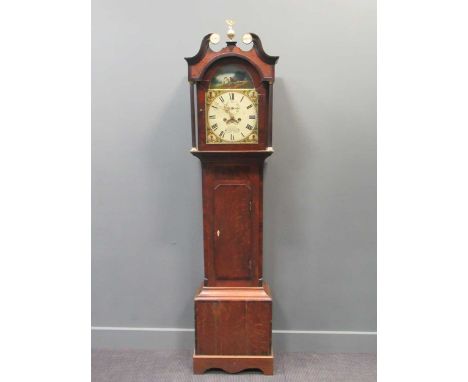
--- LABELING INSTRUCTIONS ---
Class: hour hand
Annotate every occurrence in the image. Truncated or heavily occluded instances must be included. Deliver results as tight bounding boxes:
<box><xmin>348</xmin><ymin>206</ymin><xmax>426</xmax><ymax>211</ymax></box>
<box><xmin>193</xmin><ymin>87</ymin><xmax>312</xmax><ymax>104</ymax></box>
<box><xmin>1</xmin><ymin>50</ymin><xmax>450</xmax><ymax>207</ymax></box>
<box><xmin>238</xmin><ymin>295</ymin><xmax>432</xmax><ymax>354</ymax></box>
<box><xmin>223</xmin><ymin>104</ymin><xmax>235</xmax><ymax>119</ymax></box>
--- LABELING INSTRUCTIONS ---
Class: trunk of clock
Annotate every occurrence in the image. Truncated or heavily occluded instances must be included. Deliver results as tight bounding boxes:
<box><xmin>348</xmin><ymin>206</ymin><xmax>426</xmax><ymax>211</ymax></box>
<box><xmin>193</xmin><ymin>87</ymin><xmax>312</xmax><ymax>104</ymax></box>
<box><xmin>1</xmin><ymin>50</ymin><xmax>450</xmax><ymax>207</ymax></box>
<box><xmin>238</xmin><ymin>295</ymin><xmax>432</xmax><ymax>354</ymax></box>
<box><xmin>192</xmin><ymin>151</ymin><xmax>273</xmax><ymax>374</ymax></box>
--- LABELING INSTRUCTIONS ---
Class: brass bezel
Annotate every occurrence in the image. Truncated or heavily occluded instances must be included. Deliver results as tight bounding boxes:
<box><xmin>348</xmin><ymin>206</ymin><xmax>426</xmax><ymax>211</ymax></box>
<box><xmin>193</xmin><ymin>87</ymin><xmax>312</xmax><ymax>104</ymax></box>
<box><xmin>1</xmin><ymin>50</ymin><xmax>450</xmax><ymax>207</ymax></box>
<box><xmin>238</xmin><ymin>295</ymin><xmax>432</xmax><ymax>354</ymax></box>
<box><xmin>205</xmin><ymin>89</ymin><xmax>259</xmax><ymax>144</ymax></box>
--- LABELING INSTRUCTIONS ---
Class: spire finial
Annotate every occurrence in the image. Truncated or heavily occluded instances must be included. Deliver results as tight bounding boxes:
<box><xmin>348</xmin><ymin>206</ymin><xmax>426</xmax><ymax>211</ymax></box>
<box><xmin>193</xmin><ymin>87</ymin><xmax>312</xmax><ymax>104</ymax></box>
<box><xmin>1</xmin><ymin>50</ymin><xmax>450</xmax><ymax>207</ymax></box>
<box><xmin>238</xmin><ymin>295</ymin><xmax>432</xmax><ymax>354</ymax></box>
<box><xmin>225</xmin><ymin>19</ymin><xmax>235</xmax><ymax>41</ymax></box>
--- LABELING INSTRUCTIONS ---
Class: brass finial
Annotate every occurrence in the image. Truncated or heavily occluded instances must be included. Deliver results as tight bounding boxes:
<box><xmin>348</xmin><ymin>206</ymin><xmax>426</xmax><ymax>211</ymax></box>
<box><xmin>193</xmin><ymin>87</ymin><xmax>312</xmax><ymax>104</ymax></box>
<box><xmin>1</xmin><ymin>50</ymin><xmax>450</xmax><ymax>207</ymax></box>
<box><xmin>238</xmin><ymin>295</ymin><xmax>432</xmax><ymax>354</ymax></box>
<box><xmin>226</xmin><ymin>19</ymin><xmax>235</xmax><ymax>41</ymax></box>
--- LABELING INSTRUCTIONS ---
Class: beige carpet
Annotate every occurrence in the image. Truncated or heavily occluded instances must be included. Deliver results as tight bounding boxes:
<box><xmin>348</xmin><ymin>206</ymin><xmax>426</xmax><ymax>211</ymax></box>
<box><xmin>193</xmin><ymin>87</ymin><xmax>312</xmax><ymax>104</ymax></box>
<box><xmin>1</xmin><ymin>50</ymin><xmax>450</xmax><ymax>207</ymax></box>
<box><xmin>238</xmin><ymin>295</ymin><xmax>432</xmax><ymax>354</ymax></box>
<box><xmin>92</xmin><ymin>349</ymin><xmax>376</xmax><ymax>381</ymax></box>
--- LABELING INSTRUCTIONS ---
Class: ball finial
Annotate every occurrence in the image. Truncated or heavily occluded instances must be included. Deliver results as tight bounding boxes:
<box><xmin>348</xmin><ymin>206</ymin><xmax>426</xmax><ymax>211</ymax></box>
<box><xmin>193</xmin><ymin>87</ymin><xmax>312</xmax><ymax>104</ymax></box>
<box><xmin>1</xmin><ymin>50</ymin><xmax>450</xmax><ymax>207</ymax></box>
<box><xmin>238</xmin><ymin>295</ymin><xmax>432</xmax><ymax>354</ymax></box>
<box><xmin>209</xmin><ymin>33</ymin><xmax>220</xmax><ymax>44</ymax></box>
<box><xmin>242</xmin><ymin>33</ymin><xmax>253</xmax><ymax>44</ymax></box>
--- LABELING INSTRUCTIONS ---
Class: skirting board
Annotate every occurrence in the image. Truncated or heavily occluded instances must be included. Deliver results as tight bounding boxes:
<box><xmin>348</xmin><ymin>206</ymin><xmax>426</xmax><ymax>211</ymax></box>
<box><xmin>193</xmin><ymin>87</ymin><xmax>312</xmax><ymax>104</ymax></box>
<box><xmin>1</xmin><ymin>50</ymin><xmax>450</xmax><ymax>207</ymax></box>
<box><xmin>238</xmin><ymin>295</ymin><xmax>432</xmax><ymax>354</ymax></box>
<box><xmin>91</xmin><ymin>327</ymin><xmax>376</xmax><ymax>353</ymax></box>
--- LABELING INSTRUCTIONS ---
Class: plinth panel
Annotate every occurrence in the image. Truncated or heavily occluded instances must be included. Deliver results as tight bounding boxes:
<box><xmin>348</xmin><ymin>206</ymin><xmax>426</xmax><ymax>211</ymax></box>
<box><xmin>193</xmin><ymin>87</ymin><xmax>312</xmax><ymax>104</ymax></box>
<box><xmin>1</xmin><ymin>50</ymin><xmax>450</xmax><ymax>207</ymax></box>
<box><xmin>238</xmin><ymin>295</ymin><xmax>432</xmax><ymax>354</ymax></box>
<box><xmin>194</xmin><ymin>284</ymin><xmax>273</xmax><ymax>359</ymax></box>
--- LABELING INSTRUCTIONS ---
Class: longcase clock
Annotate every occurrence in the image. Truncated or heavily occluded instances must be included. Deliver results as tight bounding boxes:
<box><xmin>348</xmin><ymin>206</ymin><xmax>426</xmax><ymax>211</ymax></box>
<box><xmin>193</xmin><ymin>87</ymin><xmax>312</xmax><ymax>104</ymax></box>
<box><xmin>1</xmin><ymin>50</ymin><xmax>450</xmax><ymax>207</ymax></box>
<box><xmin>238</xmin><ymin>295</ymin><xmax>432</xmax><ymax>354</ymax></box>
<box><xmin>185</xmin><ymin>22</ymin><xmax>278</xmax><ymax>375</ymax></box>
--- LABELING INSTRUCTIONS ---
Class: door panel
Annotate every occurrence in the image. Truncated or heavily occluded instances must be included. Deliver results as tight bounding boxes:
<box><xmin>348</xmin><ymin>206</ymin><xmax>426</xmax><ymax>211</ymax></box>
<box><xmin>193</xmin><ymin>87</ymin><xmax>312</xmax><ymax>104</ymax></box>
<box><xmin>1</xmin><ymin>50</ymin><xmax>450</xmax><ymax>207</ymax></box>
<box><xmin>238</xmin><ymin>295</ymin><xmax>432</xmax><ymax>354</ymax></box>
<box><xmin>213</xmin><ymin>184</ymin><xmax>252</xmax><ymax>280</ymax></box>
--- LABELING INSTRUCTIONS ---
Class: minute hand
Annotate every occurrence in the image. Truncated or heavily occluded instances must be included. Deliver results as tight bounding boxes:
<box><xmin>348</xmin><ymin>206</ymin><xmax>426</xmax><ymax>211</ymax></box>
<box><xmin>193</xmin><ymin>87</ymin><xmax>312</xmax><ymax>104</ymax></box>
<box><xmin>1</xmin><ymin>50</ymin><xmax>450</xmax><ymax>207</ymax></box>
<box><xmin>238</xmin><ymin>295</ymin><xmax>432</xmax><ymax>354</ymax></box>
<box><xmin>224</xmin><ymin>104</ymin><xmax>235</xmax><ymax>119</ymax></box>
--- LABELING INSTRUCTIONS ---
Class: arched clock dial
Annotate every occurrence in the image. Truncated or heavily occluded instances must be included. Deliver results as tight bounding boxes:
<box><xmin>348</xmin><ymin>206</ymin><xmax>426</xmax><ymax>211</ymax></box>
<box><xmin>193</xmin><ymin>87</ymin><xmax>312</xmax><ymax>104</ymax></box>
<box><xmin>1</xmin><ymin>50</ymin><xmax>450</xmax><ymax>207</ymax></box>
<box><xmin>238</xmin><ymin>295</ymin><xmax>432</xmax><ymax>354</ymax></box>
<box><xmin>206</xmin><ymin>90</ymin><xmax>258</xmax><ymax>144</ymax></box>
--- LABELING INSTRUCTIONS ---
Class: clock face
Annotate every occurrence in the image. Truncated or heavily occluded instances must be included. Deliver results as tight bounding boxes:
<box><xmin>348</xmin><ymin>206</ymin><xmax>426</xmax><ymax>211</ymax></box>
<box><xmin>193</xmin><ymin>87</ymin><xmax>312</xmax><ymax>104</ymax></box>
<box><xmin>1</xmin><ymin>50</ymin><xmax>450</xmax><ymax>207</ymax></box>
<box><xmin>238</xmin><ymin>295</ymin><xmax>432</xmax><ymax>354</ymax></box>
<box><xmin>206</xmin><ymin>90</ymin><xmax>258</xmax><ymax>144</ymax></box>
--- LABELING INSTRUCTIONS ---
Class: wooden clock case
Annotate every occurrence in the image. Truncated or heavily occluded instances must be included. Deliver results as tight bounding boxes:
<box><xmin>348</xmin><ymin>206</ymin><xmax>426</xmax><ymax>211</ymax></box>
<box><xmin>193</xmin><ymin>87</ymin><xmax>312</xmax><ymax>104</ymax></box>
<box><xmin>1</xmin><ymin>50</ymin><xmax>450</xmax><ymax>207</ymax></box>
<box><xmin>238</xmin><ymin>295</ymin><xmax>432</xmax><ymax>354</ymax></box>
<box><xmin>185</xmin><ymin>34</ymin><xmax>278</xmax><ymax>375</ymax></box>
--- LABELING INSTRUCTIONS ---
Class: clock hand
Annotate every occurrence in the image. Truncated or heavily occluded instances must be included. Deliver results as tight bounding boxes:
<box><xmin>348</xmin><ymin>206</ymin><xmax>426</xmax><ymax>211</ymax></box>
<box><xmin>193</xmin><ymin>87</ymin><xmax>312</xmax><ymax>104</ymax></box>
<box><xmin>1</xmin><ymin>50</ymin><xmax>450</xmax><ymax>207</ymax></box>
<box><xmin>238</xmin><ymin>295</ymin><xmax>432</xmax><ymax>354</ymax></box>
<box><xmin>223</xmin><ymin>103</ymin><xmax>237</xmax><ymax>123</ymax></box>
<box><xmin>220</xmin><ymin>100</ymin><xmax>241</xmax><ymax>125</ymax></box>
<box><xmin>223</xmin><ymin>103</ymin><xmax>231</xmax><ymax>114</ymax></box>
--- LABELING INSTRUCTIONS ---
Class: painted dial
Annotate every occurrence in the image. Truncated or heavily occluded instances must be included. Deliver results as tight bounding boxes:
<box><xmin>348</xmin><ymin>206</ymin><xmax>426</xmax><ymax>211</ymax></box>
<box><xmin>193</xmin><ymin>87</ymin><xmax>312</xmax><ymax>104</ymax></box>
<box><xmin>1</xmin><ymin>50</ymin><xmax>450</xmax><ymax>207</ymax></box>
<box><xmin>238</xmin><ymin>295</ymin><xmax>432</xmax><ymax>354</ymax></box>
<box><xmin>207</xmin><ymin>91</ymin><xmax>258</xmax><ymax>142</ymax></box>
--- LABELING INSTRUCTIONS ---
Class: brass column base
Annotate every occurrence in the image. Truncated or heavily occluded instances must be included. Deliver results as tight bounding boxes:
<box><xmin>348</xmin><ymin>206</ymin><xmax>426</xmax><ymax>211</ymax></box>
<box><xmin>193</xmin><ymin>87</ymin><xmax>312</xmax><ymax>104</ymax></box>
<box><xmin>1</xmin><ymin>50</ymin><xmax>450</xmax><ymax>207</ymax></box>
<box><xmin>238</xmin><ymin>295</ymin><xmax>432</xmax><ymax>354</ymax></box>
<box><xmin>193</xmin><ymin>351</ymin><xmax>274</xmax><ymax>375</ymax></box>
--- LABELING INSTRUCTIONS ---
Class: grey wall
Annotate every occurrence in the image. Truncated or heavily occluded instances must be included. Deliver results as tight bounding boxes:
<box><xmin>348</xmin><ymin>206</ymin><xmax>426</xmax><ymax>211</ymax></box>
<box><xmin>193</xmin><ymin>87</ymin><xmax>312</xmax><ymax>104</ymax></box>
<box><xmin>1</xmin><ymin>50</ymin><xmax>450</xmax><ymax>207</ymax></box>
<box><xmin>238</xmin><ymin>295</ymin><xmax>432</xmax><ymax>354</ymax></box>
<box><xmin>92</xmin><ymin>0</ymin><xmax>376</xmax><ymax>352</ymax></box>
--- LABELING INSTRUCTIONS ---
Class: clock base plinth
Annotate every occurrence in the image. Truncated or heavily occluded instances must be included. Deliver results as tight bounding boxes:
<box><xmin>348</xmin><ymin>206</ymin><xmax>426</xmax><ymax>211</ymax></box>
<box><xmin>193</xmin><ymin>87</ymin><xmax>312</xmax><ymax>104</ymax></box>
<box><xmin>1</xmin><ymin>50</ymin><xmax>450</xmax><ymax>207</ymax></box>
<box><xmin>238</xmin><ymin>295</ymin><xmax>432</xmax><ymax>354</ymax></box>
<box><xmin>193</xmin><ymin>283</ymin><xmax>273</xmax><ymax>375</ymax></box>
<box><xmin>193</xmin><ymin>351</ymin><xmax>274</xmax><ymax>375</ymax></box>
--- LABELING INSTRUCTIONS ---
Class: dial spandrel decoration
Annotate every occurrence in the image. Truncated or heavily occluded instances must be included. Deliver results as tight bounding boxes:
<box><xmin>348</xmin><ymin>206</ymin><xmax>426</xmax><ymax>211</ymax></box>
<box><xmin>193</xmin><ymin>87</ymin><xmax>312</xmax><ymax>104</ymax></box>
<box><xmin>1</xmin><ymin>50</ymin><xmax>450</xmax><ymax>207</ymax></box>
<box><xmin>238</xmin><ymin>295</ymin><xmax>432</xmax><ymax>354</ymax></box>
<box><xmin>206</xmin><ymin>64</ymin><xmax>258</xmax><ymax>144</ymax></box>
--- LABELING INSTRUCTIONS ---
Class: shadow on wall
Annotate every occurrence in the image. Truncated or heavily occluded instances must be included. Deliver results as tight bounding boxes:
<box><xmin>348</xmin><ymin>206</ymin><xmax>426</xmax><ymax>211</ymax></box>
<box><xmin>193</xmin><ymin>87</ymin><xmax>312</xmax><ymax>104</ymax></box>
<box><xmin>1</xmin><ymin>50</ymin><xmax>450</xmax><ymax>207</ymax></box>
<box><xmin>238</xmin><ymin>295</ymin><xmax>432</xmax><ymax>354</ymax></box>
<box><xmin>263</xmin><ymin>77</ymin><xmax>317</xmax><ymax>330</ymax></box>
<box><xmin>145</xmin><ymin>78</ymin><xmax>203</xmax><ymax>333</ymax></box>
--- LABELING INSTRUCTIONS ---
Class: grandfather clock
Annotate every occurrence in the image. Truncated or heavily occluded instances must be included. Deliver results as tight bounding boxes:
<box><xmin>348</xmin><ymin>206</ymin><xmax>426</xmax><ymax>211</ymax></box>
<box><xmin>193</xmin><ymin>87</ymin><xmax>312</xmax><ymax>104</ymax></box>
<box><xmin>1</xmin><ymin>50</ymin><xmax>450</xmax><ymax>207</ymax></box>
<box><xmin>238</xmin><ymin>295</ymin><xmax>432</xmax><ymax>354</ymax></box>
<box><xmin>185</xmin><ymin>21</ymin><xmax>278</xmax><ymax>375</ymax></box>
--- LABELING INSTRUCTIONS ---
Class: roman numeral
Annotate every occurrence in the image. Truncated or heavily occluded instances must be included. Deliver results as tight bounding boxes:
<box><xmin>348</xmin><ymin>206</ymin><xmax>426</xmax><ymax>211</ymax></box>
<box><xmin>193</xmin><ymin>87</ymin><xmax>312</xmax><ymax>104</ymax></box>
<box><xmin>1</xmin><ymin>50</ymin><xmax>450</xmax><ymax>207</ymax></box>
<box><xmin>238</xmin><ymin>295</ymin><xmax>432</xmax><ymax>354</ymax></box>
<box><xmin>209</xmin><ymin>115</ymin><xmax>216</xmax><ymax>119</ymax></box>
<box><xmin>249</xmin><ymin>115</ymin><xmax>256</xmax><ymax>119</ymax></box>
<box><xmin>230</xmin><ymin>134</ymin><xmax>235</xmax><ymax>141</ymax></box>
<box><xmin>219</xmin><ymin>96</ymin><xmax>224</xmax><ymax>102</ymax></box>
<box><xmin>211</xmin><ymin>123</ymin><xmax>218</xmax><ymax>131</ymax></box>
<box><xmin>241</xmin><ymin>132</ymin><xmax>245</xmax><ymax>137</ymax></box>
<box><xmin>229</xmin><ymin>93</ymin><xmax>235</xmax><ymax>100</ymax></box>
<box><xmin>246</xmin><ymin>124</ymin><xmax>253</xmax><ymax>130</ymax></box>
<box><xmin>240</xmin><ymin>96</ymin><xmax>244</xmax><ymax>102</ymax></box>
<box><xmin>247</xmin><ymin>104</ymin><xmax>253</xmax><ymax>109</ymax></box>
<box><xmin>219</xmin><ymin>131</ymin><xmax>225</xmax><ymax>137</ymax></box>
<box><xmin>211</xmin><ymin>105</ymin><xmax>218</xmax><ymax>109</ymax></box>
